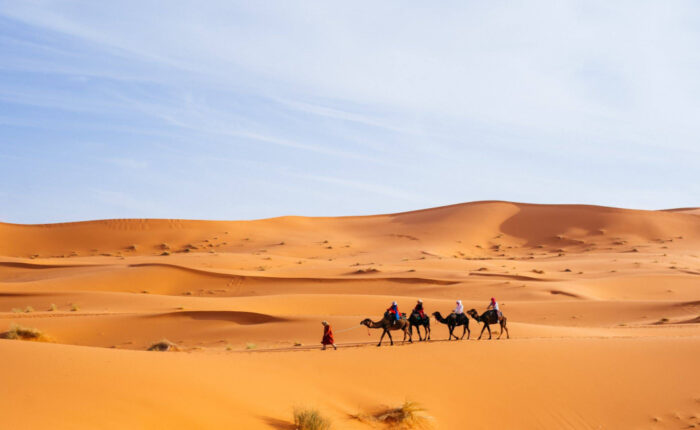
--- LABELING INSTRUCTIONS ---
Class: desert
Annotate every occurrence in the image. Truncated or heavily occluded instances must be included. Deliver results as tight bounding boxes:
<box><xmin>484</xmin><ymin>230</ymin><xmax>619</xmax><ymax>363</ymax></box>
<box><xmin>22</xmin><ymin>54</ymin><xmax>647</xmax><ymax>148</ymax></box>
<box><xmin>1</xmin><ymin>201</ymin><xmax>699</xmax><ymax>429</ymax></box>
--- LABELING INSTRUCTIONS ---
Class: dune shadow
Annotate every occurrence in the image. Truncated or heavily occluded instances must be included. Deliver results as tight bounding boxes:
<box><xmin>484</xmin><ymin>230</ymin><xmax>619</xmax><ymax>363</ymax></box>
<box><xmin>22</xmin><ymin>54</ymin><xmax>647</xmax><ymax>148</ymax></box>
<box><xmin>150</xmin><ymin>310</ymin><xmax>287</xmax><ymax>325</ymax></box>
<box><xmin>260</xmin><ymin>416</ymin><xmax>295</xmax><ymax>429</ymax></box>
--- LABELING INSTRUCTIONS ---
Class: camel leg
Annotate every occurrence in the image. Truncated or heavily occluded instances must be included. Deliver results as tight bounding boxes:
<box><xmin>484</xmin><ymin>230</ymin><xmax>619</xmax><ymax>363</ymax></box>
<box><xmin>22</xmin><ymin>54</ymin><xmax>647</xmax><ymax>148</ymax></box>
<box><xmin>377</xmin><ymin>329</ymin><xmax>386</xmax><ymax>347</ymax></box>
<box><xmin>460</xmin><ymin>324</ymin><xmax>466</xmax><ymax>340</ymax></box>
<box><xmin>448</xmin><ymin>325</ymin><xmax>455</xmax><ymax>340</ymax></box>
<box><xmin>478</xmin><ymin>324</ymin><xmax>487</xmax><ymax>340</ymax></box>
<box><xmin>486</xmin><ymin>324</ymin><xmax>492</xmax><ymax>339</ymax></box>
<box><xmin>502</xmin><ymin>320</ymin><xmax>510</xmax><ymax>339</ymax></box>
<box><xmin>466</xmin><ymin>323</ymin><xmax>471</xmax><ymax>340</ymax></box>
<box><xmin>426</xmin><ymin>324</ymin><xmax>431</xmax><ymax>341</ymax></box>
<box><xmin>387</xmin><ymin>330</ymin><xmax>394</xmax><ymax>346</ymax></box>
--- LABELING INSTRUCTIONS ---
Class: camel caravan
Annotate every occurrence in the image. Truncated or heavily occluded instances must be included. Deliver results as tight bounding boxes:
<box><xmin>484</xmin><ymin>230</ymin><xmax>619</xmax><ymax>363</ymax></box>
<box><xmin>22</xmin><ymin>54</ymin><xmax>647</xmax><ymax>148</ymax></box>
<box><xmin>360</xmin><ymin>298</ymin><xmax>509</xmax><ymax>347</ymax></box>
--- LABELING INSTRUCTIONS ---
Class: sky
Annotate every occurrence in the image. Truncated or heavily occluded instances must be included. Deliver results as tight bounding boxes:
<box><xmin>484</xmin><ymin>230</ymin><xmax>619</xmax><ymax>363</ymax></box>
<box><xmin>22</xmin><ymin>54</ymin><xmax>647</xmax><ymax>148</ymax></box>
<box><xmin>1</xmin><ymin>1</ymin><xmax>699</xmax><ymax>223</ymax></box>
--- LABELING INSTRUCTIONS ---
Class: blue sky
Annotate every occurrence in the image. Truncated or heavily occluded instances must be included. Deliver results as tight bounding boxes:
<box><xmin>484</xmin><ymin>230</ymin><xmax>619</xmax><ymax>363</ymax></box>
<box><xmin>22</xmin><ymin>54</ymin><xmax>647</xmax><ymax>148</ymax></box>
<box><xmin>1</xmin><ymin>1</ymin><xmax>699</xmax><ymax>223</ymax></box>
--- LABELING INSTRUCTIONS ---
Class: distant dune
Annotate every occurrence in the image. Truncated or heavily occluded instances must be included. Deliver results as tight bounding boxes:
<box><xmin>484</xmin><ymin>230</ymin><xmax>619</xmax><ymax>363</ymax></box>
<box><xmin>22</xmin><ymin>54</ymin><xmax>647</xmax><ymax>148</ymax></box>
<box><xmin>1</xmin><ymin>201</ymin><xmax>699</xmax><ymax>429</ymax></box>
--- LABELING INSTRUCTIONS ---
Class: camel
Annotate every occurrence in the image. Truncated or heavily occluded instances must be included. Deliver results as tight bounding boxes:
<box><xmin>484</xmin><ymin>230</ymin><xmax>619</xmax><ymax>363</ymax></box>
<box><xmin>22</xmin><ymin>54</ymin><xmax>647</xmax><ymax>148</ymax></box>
<box><xmin>361</xmin><ymin>312</ymin><xmax>411</xmax><ymax>346</ymax></box>
<box><xmin>432</xmin><ymin>311</ymin><xmax>470</xmax><ymax>340</ymax></box>
<box><xmin>408</xmin><ymin>311</ymin><xmax>431</xmax><ymax>341</ymax></box>
<box><xmin>467</xmin><ymin>309</ymin><xmax>509</xmax><ymax>339</ymax></box>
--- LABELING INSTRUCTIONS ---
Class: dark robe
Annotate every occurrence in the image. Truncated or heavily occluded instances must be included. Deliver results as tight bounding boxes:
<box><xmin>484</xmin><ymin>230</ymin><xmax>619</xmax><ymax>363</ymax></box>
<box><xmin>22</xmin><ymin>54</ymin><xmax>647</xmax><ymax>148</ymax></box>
<box><xmin>321</xmin><ymin>325</ymin><xmax>334</xmax><ymax>345</ymax></box>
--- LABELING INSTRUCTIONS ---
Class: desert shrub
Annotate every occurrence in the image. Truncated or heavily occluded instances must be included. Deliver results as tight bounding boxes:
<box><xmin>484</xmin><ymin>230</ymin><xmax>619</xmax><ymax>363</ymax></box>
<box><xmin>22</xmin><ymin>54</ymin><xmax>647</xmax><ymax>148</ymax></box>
<box><xmin>245</xmin><ymin>342</ymin><xmax>257</xmax><ymax>350</ymax></box>
<box><xmin>147</xmin><ymin>339</ymin><xmax>178</xmax><ymax>351</ymax></box>
<box><xmin>48</xmin><ymin>303</ymin><xmax>57</xmax><ymax>311</ymax></box>
<box><xmin>1</xmin><ymin>324</ymin><xmax>47</xmax><ymax>341</ymax></box>
<box><xmin>353</xmin><ymin>400</ymin><xmax>433</xmax><ymax>429</ymax></box>
<box><xmin>293</xmin><ymin>407</ymin><xmax>331</xmax><ymax>430</ymax></box>
<box><xmin>70</xmin><ymin>303</ymin><xmax>80</xmax><ymax>312</ymax></box>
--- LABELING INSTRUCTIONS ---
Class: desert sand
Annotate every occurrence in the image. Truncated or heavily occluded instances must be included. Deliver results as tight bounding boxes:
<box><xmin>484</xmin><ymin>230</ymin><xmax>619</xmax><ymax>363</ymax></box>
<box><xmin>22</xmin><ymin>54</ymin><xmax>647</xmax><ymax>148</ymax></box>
<box><xmin>1</xmin><ymin>201</ymin><xmax>699</xmax><ymax>429</ymax></box>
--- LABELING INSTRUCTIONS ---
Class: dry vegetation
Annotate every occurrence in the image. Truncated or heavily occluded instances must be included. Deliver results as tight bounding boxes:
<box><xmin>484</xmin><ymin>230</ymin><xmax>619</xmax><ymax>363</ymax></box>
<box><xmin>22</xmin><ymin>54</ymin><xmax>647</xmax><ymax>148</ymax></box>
<box><xmin>352</xmin><ymin>400</ymin><xmax>433</xmax><ymax>429</ymax></box>
<box><xmin>1</xmin><ymin>324</ymin><xmax>48</xmax><ymax>342</ymax></box>
<box><xmin>293</xmin><ymin>407</ymin><xmax>331</xmax><ymax>430</ymax></box>
<box><xmin>147</xmin><ymin>339</ymin><xmax>179</xmax><ymax>351</ymax></box>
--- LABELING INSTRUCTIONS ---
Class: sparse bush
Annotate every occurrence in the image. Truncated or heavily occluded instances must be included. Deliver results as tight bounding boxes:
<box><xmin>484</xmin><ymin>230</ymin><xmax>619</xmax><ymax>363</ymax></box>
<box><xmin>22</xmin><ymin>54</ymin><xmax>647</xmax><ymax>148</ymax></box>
<box><xmin>532</xmin><ymin>269</ymin><xmax>545</xmax><ymax>274</ymax></box>
<box><xmin>161</xmin><ymin>251</ymin><xmax>171</xmax><ymax>256</ymax></box>
<box><xmin>353</xmin><ymin>400</ymin><xmax>433</xmax><ymax>429</ymax></box>
<box><xmin>246</xmin><ymin>342</ymin><xmax>257</xmax><ymax>350</ymax></box>
<box><xmin>293</xmin><ymin>407</ymin><xmax>331</xmax><ymax>430</ymax></box>
<box><xmin>48</xmin><ymin>303</ymin><xmax>57</xmax><ymax>311</ymax></box>
<box><xmin>11</xmin><ymin>308</ymin><xmax>22</xmax><ymax>313</ymax></box>
<box><xmin>147</xmin><ymin>339</ymin><xmax>178</xmax><ymax>351</ymax></box>
<box><xmin>70</xmin><ymin>303</ymin><xmax>80</xmax><ymax>312</ymax></box>
<box><xmin>1</xmin><ymin>324</ymin><xmax>47</xmax><ymax>341</ymax></box>
<box><xmin>24</xmin><ymin>306</ymin><xmax>34</xmax><ymax>313</ymax></box>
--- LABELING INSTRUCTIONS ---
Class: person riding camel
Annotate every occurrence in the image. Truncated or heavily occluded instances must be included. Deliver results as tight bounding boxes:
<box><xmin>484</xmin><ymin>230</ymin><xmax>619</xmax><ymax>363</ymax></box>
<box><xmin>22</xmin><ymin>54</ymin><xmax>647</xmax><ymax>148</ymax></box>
<box><xmin>321</xmin><ymin>321</ymin><xmax>337</xmax><ymax>350</ymax></box>
<box><xmin>453</xmin><ymin>299</ymin><xmax>464</xmax><ymax>316</ymax></box>
<box><xmin>413</xmin><ymin>299</ymin><xmax>426</xmax><ymax>319</ymax></box>
<box><xmin>386</xmin><ymin>301</ymin><xmax>400</xmax><ymax>322</ymax></box>
<box><xmin>487</xmin><ymin>297</ymin><xmax>503</xmax><ymax>320</ymax></box>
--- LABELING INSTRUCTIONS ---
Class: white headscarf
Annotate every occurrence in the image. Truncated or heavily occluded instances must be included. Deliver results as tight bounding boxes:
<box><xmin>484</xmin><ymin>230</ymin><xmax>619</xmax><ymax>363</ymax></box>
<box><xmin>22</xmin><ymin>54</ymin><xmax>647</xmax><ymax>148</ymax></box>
<box><xmin>454</xmin><ymin>300</ymin><xmax>464</xmax><ymax>314</ymax></box>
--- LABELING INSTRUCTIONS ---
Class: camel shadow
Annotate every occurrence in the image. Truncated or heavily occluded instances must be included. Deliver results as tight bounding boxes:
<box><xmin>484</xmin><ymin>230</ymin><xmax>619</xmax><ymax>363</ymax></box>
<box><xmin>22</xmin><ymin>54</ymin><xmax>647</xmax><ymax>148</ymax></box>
<box><xmin>260</xmin><ymin>416</ymin><xmax>295</xmax><ymax>429</ymax></box>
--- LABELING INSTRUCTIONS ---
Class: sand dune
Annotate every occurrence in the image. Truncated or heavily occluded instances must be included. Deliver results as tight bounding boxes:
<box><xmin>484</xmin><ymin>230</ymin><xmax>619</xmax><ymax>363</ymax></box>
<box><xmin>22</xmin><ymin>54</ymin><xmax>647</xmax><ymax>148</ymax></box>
<box><xmin>1</xmin><ymin>201</ymin><xmax>699</xmax><ymax>428</ymax></box>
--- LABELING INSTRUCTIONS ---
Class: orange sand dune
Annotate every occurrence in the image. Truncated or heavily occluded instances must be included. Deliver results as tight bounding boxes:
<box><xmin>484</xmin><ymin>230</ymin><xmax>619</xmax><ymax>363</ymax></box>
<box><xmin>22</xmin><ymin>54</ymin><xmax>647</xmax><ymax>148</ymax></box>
<box><xmin>1</xmin><ymin>201</ymin><xmax>699</xmax><ymax>429</ymax></box>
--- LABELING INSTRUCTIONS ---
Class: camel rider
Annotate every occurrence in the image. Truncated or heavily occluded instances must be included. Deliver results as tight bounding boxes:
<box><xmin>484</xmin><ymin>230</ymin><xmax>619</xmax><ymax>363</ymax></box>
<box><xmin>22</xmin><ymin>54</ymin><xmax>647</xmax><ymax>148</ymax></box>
<box><xmin>487</xmin><ymin>297</ymin><xmax>503</xmax><ymax>320</ymax></box>
<box><xmin>453</xmin><ymin>300</ymin><xmax>464</xmax><ymax>316</ymax></box>
<box><xmin>386</xmin><ymin>301</ymin><xmax>400</xmax><ymax>321</ymax></box>
<box><xmin>413</xmin><ymin>299</ymin><xmax>426</xmax><ymax>319</ymax></box>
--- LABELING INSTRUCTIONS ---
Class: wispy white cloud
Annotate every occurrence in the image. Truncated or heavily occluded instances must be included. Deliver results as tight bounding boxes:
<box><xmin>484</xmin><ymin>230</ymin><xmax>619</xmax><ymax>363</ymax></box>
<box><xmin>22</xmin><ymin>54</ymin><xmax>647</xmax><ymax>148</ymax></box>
<box><xmin>105</xmin><ymin>157</ymin><xmax>148</xmax><ymax>169</ymax></box>
<box><xmin>0</xmin><ymin>1</ymin><xmax>698</xmax><ymax>222</ymax></box>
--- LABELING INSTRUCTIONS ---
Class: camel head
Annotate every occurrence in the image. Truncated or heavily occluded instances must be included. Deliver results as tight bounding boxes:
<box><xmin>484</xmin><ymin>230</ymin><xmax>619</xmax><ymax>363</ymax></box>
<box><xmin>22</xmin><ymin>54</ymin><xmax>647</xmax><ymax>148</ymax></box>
<box><xmin>432</xmin><ymin>311</ymin><xmax>447</xmax><ymax>323</ymax></box>
<box><xmin>467</xmin><ymin>309</ymin><xmax>479</xmax><ymax>320</ymax></box>
<box><xmin>360</xmin><ymin>318</ymin><xmax>372</xmax><ymax>327</ymax></box>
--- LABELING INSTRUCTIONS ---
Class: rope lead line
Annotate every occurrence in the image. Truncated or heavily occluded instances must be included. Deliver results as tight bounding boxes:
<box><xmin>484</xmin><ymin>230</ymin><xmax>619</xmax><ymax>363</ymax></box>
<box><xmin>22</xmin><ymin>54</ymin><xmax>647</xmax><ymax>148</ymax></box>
<box><xmin>333</xmin><ymin>324</ymin><xmax>362</xmax><ymax>334</ymax></box>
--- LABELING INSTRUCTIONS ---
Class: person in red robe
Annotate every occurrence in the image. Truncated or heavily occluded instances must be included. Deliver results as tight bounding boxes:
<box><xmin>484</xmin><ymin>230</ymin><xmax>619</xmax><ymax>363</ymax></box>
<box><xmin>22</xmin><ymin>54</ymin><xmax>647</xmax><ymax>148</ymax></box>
<box><xmin>321</xmin><ymin>321</ymin><xmax>337</xmax><ymax>350</ymax></box>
